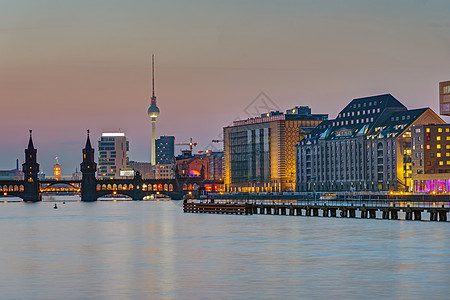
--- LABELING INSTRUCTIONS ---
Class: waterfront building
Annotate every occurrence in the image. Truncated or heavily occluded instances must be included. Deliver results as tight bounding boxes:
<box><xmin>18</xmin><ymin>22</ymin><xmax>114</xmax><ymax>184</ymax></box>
<box><xmin>154</xmin><ymin>164</ymin><xmax>175</xmax><ymax>179</ymax></box>
<box><xmin>97</xmin><ymin>132</ymin><xmax>129</xmax><ymax>179</ymax></box>
<box><xmin>128</xmin><ymin>161</ymin><xmax>154</xmax><ymax>179</ymax></box>
<box><xmin>176</xmin><ymin>155</ymin><xmax>209</xmax><ymax>179</ymax></box>
<box><xmin>0</xmin><ymin>159</ymin><xmax>24</xmax><ymax>180</ymax></box>
<box><xmin>156</xmin><ymin>135</ymin><xmax>175</xmax><ymax>164</ymax></box>
<box><xmin>439</xmin><ymin>81</ymin><xmax>450</xmax><ymax>115</ymax></box>
<box><xmin>147</xmin><ymin>54</ymin><xmax>160</xmax><ymax>165</ymax></box>
<box><xmin>0</xmin><ymin>169</ymin><xmax>23</xmax><ymax>180</ymax></box>
<box><xmin>224</xmin><ymin>106</ymin><xmax>327</xmax><ymax>193</ymax></box>
<box><xmin>296</xmin><ymin>94</ymin><xmax>443</xmax><ymax>192</ymax></box>
<box><xmin>207</xmin><ymin>151</ymin><xmax>224</xmax><ymax>181</ymax></box>
<box><xmin>411</xmin><ymin>124</ymin><xmax>450</xmax><ymax>193</ymax></box>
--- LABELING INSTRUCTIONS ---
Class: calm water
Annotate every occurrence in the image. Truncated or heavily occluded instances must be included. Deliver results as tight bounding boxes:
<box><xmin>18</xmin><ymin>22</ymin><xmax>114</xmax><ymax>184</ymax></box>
<box><xmin>1</xmin><ymin>198</ymin><xmax>449</xmax><ymax>300</ymax></box>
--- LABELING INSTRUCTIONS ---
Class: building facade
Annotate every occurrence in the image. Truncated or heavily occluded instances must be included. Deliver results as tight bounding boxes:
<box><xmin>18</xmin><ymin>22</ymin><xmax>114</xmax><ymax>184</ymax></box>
<box><xmin>439</xmin><ymin>81</ymin><xmax>450</xmax><ymax>115</ymax></box>
<box><xmin>154</xmin><ymin>164</ymin><xmax>175</xmax><ymax>179</ymax></box>
<box><xmin>224</xmin><ymin>106</ymin><xmax>327</xmax><ymax>192</ymax></box>
<box><xmin>296</xmin><ymin>94</ymin><xmax>444</xmax><ymax>192</ymax></box>
<box><xmin>156</xmin><ymin>135</ymin><xmax>175</xmax><ymax>164</ymax></box>
<box><xmin>411</xmin><ymin>124</ymin><xmax>450</xmax><ymax>193</ymax></box>
<box><xmin>98</xmin><ymin>133</ymin><xmax>129</xmax><ymax>179</ymax></box>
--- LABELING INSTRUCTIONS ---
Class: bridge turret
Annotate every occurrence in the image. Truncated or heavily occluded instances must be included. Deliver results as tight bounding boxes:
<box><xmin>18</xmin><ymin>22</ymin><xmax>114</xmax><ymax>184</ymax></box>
<box><xmin>81</xmin><ymin>130</ymin><xmax>97</xmax><ymax>201</ymax></box>
<box><xmin>22</xmin><ymin>130</ymin><xmax>40</xmax><ymax>201</ymax></box>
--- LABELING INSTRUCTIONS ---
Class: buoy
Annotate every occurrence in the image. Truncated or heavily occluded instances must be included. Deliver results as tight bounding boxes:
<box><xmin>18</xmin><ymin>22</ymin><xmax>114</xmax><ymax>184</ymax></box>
<box><xmin>54</xmin><ymin>204</ymin><xmax>58</xmax><ymax>209</ymax></box>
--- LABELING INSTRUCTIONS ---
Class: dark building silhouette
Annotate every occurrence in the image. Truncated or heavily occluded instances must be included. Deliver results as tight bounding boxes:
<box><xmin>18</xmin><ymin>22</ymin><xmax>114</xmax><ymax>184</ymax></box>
<box><xmin>156</xmin><ymin>135</ymin><xmax>175</xmax><ymax>164</ymax></box>
<box><xmin>81</xmin><ymin>130</ymin><xmax>97</xmax><ymax>201</ymax></box>
<box><xmin>22</xmin><ymin>130</ymin><xmax>40</xmax><ymax>201</ymax></box>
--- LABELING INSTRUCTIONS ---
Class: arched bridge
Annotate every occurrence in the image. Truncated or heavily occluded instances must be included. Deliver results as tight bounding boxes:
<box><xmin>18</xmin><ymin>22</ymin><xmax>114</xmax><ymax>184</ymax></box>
<box><xmin>0</xmin><ymin>131</ymin><xmax>223</xmax><ymax>202</ymax></box>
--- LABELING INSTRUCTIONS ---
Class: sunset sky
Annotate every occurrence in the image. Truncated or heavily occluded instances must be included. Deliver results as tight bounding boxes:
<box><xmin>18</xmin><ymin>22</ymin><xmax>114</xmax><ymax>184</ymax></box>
<box><xmin>1</xmin><ymin>0</ymin><xmax>450</xmax><ymax>174</ymax></box>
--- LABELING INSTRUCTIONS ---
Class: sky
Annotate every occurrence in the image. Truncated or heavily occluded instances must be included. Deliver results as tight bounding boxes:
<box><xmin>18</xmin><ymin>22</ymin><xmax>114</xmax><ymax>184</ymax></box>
<box><xmin>1</xmin><ymin>0</ymin><xmax>450</xmax><ymax>175</ymax></box>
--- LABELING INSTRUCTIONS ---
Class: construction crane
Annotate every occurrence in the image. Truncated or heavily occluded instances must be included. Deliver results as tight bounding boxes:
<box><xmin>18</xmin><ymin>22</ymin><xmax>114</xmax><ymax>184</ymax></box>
<box><xmin>175</xmin><ymin>137</ymin><xmax>198</xmax><ymax>151</ymax></box>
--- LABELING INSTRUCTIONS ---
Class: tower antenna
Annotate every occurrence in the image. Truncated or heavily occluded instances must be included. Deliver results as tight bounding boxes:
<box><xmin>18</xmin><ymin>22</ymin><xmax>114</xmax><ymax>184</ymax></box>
<box><xmin>152</xmin><ymin>54</ymin><xmax>156</xmax><ymax>100</ymax></box>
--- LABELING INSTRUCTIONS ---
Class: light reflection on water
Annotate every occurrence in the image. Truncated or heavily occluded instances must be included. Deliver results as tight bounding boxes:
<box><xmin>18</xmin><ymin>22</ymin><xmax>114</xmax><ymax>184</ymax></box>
<box><xmin>0</xmin><ymin>199</ymin><xmax>449</xmax><ymax>300</ymax></box>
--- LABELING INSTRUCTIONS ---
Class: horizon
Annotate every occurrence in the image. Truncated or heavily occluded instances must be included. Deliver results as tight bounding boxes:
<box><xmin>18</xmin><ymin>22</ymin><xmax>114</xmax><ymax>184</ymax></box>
<box><xmin>1</xmin><ymin>0</ymin><xmax>450</xmax><ymax>174</ymax></box>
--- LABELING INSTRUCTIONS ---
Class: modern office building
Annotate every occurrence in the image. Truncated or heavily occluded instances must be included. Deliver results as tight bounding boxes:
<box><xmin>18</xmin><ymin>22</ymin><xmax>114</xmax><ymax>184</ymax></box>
<box><xmin>224</xmin><ymin>106</ymin><xmax>327</xmax><ymax>193</ymax></box>
<box><xmin>156</xmin><ymin>135</ymin><xmax>175</xmax><ymax>164</ymax></box>
<box><xmin>296</xmin><ymin>94</ymin><xmax>444</xmax><ymax>192</ymax></box>
<box><xmin>439</xmin><ymin>81</ymin><xmax>450</xmax><ymax>115</ymax></box>
<box><xmin>98</xmin><ymin>133</ymin><xmax>129</xmax><ymax>179</ymax></box>
<box><xmin>411</xmin><ymin>124</ymin><xmax>450</xmax><ymax>192</ymax></box>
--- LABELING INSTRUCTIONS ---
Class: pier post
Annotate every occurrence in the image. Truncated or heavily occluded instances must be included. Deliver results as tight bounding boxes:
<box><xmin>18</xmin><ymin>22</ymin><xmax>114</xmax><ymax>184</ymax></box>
<box><xmin>438</xmin><ymin>209</ymin><xmax>447</xmax><ymax>221</ymax></box>
<box><xmin>312</xmin><ymin>206</ymin><xmax>319</xmax><ymax>216</ymax></box>
<box><xmin>369</xmin><ymin>209</ymin><xmax>377</xmax><ymax>219</ymax></box>
<box><xmin>305</xmin><ymin>206</ymin><xmax>311</xmax><ymax>216</ymax></box>
<box><xmin>296</xmin><ymin>207</ymin><xmax>302</xmax><ymax>216</ymax></box>
<box><xmin>330</xmin><ymin>208</ymin><xmax>337</xmax><ymax>217</ymax></box>
<box><xmin>382</xmin><ymin>208</ymin><xmax>389</xmax><ymax>219</ymax></box>
<box><xmin>281</xmin><ymin>206</ymin><xmax>286</xmax><ymax>215</ymax></box>
<box><xmin>390</xmin><ymin>209</ymin><xmax>398</xmax><ymax>220</ymax></box>
<box><xmin>323</xmin><ymin>207</ymin><xmax>329</xmax><ymax>217</ymax></box>
<box><xmin>340</xmin><ymin>208</ymin><xmax>347</xmax><ymax>218</ymax></box>
<box><xmin>413</xmin><ymin>210</ymin><xmax>422</xmax><ymax>221</ymax></box>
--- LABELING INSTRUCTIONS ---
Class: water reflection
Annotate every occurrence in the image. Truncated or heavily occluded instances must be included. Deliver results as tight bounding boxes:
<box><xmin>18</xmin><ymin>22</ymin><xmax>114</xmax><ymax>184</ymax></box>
<box><xmin>0</xmin><ymin>200</ymin><xmax>449</xmax><ymax>299</ymax></box>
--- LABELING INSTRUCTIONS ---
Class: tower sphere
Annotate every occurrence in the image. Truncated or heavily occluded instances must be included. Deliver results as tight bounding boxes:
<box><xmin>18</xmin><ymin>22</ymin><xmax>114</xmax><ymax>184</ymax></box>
<box><xmin>148</xmin><ymin>104</ymin><xmax>160</xmax><ymax>118</ymax></box>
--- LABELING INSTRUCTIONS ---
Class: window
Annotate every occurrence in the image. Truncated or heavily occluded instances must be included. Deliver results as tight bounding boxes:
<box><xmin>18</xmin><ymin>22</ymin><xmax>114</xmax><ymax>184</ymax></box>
<box><xmin>437</xmin><ymin>153</ymin><xmax>441</xmax><ymax>157</ymax></box>
<box><xmin>437</xmin><ymin>136</ymin><xmax>441</xmax><ymax>141</ymax></box>
<box><xmin>426</xmin><ymin>128</ymin><xmax>430</xmax><ymax>133</ymax></box>
<box><xmin>426</xmin><ymin>145</ymin><xmax>430</xmax><ymax>149</ymax></box>
<box><xmin>415</xmin><ymin>128</ymin><xmax>421</xmax><ymax>133</ymax></box>
<box><xmin>447</xmin><ymin>153</ymin><xmax>450</xmax><ymax>157</ymax></box>
<box><xmin>440</xmin><ymin>161</ymin><xmax>444</xmax><ymax>166</ymax></box>
<box><xmin>437</xmin><ymin>144</ymin><xmax>442</xmax><ymax>149</ymax></box>
<box><xmin>438</xmin><ymin>128</ymin><xmax>442</xmax><ymax>132</ymax></box>
<box><xmin>447</xmin><ymin>161</ymin><xmax>450</xmax><ymax>165</ymax></box>
<box><xmin>446</xmin><ymin>128</ymin><xmax>449</xmax><ymax>133</ymax></box>
<box><xmin>447</xmin><ymin>136</ymin><xmax>450</xmax><ymax>141</ymax></box>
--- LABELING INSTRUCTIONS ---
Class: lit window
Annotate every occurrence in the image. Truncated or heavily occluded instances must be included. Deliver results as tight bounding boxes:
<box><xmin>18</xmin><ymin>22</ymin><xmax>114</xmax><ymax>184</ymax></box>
<box><xmin>447</xmin><ymin>161</ymin><xmax>450</xmax><ymax>165</ymax></box>
<box><xmin>447</xmin><ymin>136</ymin><xmax>450</xmax><ymax>141</ymax></box>
<box><xmin>437</xmin><ymin>153</ymin><xmax>441</xmax><ymax>157</ymax></box>
<box><xmin>446</xmin><ymin>128</ymin><xmax>449</xmax><ymax>133</ymax></box>
<box><xmin>437</xmin><ymin>144</ymin><xmax>441</xmax><ymax>149</ymax></box>
<box><xmin>438</xmin><ymin>128</ymin><xmax>442</xmax><ymax>132</ymax></box>
<box><xmin>437</xmin><ymin>136</ymin><xmax>441</xmax><ymax>141</ymax></box>
<box><xmin>426</xmin><ymin>145</ymin><xmax>430</xmax><ymax>149</ymax></box>
<box><xmin>447</xmin><ymin>153</ymin><xmax>450</xmax><ymax>157</ymax></box>
<box><xmin>426</xmin><ymin>128</ymin><xmax>430</xmax><ymax>133</ymax></box>
<box><xmin>440</xmin><ymin>161</ymin><xmax>444</xmax><ymax>166</ymax></box>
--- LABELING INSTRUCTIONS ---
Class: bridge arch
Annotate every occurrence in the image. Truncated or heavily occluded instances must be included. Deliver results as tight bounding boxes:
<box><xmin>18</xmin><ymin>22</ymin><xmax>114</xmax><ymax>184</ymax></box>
<box><xmin>164</xmin><ymin>184</ymin><xmax>168</xmax><ymax>191</ymax></box>
<box><xmin>169</xmin><ymin>184</ymin><xmax>173</xmax><ymax>191</ymax></box>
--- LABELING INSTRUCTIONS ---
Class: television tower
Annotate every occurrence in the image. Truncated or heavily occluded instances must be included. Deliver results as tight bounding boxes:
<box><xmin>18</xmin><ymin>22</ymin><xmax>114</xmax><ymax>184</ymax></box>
<box><xmin>147</xmin><ymin>54</ymin><xmax>160</xmax><ymax>165</ymax></box>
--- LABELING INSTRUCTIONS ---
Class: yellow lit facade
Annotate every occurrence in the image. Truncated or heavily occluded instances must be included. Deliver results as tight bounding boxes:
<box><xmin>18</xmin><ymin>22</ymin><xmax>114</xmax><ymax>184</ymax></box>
<box><xmin>224</xmin><ymin>107</ymin><xmax>326</xmax><ymax>192</ymax></box>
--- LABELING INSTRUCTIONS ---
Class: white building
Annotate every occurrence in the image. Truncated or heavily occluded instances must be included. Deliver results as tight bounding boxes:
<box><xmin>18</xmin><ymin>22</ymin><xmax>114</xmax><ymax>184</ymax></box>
<box><xmin>98</xmin><ymin>133</ymin><xmax>129</xmax><ymax>179</ymax></box>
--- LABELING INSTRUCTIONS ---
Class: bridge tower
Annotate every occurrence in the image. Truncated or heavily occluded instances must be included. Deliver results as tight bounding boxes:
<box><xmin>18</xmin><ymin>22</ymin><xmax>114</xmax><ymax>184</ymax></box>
<box><xmin>22</xmin><ymin>130</ymin><xmax>40</xmax><ymax>201</ymax></box>
<box><xmin>81</xmin><ymin>130</ymin><xmax>97</xmax><ymax>201</ymax></box>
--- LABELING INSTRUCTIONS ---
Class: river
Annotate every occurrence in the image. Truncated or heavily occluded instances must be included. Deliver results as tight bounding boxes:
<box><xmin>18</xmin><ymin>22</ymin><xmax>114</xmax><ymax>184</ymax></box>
<box><xmin>1</xmin><ymin>197</ymin><xmax>449</xmax><ymax>299</ymax></box>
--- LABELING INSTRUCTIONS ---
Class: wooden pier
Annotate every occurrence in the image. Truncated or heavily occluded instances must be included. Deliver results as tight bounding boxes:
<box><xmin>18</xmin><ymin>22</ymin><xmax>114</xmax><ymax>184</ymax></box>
<box><xmin>183</xmin><ymin>200</ymin><xmax>450</xmax><ymax>221</ymax></box>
